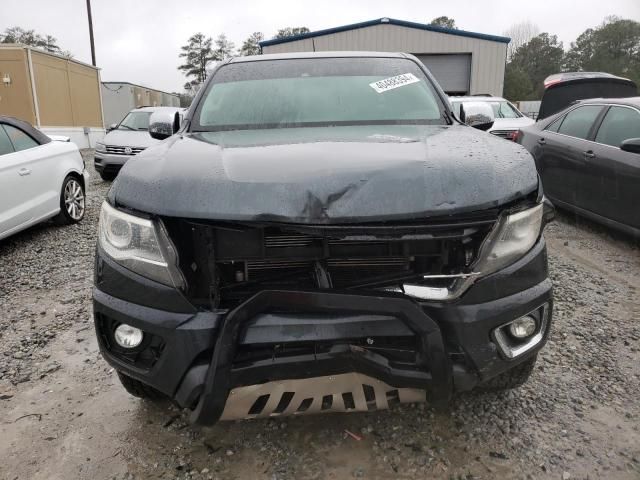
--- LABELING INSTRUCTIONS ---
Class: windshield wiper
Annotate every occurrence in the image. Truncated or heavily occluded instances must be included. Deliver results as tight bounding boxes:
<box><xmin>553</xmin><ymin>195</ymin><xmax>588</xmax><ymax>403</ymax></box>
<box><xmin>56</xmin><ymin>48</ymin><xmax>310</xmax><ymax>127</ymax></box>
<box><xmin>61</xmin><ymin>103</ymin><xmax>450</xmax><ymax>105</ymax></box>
<box><xmin>119</xmin><ymin>125</ymin><xmax>135</xmax><ymax>131</ymax></box>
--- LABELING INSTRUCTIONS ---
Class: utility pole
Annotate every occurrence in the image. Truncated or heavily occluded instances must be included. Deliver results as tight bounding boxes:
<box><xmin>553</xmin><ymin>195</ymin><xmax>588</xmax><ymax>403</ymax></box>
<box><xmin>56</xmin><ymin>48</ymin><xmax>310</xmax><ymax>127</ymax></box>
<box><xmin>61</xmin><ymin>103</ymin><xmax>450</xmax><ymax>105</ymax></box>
<box><xmin>86</xmin><ymin>0</ymin><xmax>96</xmax><ymax>66</ymax></box>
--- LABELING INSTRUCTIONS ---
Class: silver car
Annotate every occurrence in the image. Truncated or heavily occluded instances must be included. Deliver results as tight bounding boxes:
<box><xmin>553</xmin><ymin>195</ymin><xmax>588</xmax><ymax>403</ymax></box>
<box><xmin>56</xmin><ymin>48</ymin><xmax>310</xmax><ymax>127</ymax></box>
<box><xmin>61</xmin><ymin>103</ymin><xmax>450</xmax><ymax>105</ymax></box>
<box><xmin>450</xmin><ymin>96</ymin><xmax>535</xmax><ymax>141</ymax></box>
<box><xmin>94</xmin><ymin>106</ymin><xmax>183</xmax><ymax>181</ymax></box>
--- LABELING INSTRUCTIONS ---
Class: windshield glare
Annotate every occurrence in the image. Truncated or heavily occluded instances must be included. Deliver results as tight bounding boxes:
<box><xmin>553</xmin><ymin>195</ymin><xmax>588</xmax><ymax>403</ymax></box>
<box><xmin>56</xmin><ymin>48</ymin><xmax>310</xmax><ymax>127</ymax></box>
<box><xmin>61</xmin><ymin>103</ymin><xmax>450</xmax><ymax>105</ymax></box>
<box><xmin>489</xmin><ymin>101</ymin><xmax>521</xmax><ymax>119</ymax></box>
<box><xmin>192</xmin><ymin>58</ymin><xmax>445</xmax><ymax>131</ymax></box>
<box><xmin>451</xmin><ymin>100</ymin><xmax>522</xmax><ymax>120</ymax></box>
<box><xmin>118</xmin><ymin>112</ymin><xmax>152</xmax><ymax>131</ymax></box>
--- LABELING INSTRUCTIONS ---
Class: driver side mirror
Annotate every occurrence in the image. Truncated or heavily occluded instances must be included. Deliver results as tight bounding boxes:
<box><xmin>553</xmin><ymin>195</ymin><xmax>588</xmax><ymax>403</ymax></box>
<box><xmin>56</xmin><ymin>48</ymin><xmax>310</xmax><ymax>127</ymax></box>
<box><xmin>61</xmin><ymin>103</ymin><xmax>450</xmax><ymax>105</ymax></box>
<box><xmin>107</xmin><ymin>123</ymin><xmax>117</xmax><ymax>132</ymax></box>
<box><xmin>620</xmin><ymin>138</ymin><xmax>640</xmax><ymax>154</ymax></box>
<box><xmin>460</xmin><ymin>102</ymin><xmax>495</xmax><ymax>131</ymax></box>
<box><xmin>149</xmin><ymin>111</ymin><xmax>181</xmax><ymax>140</ymax></box>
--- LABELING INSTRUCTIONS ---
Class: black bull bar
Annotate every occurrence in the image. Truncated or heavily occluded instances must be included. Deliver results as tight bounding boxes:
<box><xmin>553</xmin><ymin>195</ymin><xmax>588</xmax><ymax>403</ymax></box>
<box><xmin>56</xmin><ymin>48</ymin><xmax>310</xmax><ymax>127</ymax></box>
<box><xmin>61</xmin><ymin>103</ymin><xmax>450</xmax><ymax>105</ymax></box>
<box><xmin>190</xmin><ymin>289</ymin><xmax>453</xmax><ymax>425</ymax></box>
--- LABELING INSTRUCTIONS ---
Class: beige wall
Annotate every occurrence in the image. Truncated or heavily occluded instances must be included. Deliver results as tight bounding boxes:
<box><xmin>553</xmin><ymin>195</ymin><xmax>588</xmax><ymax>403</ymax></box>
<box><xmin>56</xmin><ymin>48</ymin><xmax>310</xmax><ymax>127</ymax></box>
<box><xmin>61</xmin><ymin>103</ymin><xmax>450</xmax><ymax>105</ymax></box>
<box><xmin>0</xmin><ymin>48</ymin><xmax>36</xmax><ymax>124</ymax></box>
<box><xmin>31</xmin><ymin>50</ymin><xmax>102</xmax><ymax>128</ymax></box>
<box><xmin>262</xmin><ymin>24</ymin><xmax>508</xmax><ymax>96</ymax></box>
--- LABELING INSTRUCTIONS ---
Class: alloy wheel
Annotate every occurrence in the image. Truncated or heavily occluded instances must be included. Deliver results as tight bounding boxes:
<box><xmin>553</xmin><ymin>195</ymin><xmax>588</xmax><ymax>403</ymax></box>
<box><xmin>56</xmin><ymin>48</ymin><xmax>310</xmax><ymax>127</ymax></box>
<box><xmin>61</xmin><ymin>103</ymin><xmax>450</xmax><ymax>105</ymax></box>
<box><xmin>64</xmin><ymin>179</ymin><xmax>85</xmax><ymax>221</ymax></box>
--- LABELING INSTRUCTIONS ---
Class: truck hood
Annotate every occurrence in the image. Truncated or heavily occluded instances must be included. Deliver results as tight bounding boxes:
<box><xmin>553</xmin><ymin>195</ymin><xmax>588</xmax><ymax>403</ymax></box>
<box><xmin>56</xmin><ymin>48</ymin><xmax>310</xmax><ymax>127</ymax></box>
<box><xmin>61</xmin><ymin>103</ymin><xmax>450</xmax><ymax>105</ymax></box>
<box><xmin>101</xmin><ymin>129</ymin><xmax>159</xmax><ymax>148</ymax></box>
<box><xmin>111</xmin><ymin>125</ymin><xmax>538</xmax><ymax>224</ymax></box>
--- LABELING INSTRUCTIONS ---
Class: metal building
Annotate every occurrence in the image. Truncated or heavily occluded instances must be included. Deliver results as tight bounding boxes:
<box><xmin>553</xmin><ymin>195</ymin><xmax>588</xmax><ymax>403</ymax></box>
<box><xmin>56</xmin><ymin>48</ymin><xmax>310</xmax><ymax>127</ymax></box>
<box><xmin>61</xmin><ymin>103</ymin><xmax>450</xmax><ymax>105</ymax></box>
<box><xmin>101</xmin><ymin>82</ymin><xmax>181</xmax><ymax>127</ymax></box>
<box><xmin>260</xmin><ymin>18</ymin><xmax>510</xmax><ymax>96</ymax></box>
<box><xmin>0</xmin><ymin>44</ymin><xmax>104</xmax><ymax>147</ymax></box>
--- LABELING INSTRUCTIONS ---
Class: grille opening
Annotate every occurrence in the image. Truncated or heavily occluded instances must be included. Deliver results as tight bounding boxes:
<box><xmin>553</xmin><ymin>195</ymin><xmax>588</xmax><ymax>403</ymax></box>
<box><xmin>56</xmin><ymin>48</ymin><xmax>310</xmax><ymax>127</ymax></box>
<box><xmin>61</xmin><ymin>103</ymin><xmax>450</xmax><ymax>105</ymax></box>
<box><xmin>386</xmin><ymin>389</ymin><xmax>400</xmax><ymax>406</ymax></box>
<box><xmin>248</xmin><ymin>394</ymin><xmax>270</xmax><ymax>415</ymax></box>
<box><xmin>363</xmin><ymin>384</ymin><xmax>377</xmax><ymax>411</ymax></box>
<box><xmin>321</xmin><ymin>395</ymin><xmax>333</xmax><ymax>410</ymax></box>
<box><xmin>232</xmin><ymin>336</ymin><xmax>419</xmax><ymax>369</ymax></box>
<box><xmin>297</xmin><ymin>398</ymin><xmax>313</xmax><ymax>412</ymax></box>
<box><xmin>342</xmin><ymin>392</ymin><xmax>356</xmax><ymax>410</ymax></box>
<box><xmin>274</xmin><ymin>392</ymin><xmax>295</xmax><ymax>414</ymax></box>
<box><xmin>163</xmin><ymin>217</ymin><xmax>497</xmax><ymax>310</ymax></box>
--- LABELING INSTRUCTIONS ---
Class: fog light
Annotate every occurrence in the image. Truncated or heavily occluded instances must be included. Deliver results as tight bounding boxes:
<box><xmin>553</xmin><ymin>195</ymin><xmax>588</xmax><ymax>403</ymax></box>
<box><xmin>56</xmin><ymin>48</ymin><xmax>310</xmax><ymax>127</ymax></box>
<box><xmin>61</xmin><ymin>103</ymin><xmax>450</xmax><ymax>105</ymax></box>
<box><xmin>509</xmin><ymin>316</ymin><xmax>537</xmax><ymax>339</ymax></box>
<box><xmin>114</xmin><ymin>323</ymin><xmax>143</xmax><ymax>348</ymax></box>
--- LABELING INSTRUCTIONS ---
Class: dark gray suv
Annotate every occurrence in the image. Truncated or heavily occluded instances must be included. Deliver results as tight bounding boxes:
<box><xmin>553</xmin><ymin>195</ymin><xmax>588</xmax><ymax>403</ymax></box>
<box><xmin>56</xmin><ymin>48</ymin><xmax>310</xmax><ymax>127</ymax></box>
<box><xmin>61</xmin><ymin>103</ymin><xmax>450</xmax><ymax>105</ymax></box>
<box><xmin>93</xmin><ymin>52</ymin><xmax>553</xmax><ymax>425</ymax></box>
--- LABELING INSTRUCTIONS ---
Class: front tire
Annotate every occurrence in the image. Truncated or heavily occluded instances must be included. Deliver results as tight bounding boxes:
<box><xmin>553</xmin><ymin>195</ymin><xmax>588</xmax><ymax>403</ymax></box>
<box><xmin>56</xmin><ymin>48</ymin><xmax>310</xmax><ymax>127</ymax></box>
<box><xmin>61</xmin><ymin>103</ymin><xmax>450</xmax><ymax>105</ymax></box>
<box><xmin>53</xmin><ymin>175</ymin><xmax>85</xmax><ymax>225</ymax></box>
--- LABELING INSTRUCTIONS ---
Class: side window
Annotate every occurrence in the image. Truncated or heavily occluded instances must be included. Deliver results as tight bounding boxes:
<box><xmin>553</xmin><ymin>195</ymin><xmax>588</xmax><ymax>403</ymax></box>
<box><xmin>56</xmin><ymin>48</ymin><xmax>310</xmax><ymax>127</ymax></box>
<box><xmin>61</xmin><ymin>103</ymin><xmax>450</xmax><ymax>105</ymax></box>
<box><xmin>595</xmin><ymin>106</ymin><xmax>640</xmax><ymax>148</ymax></box>
<box><xmin>556</xmin><ymin>105</ymin><xmax>603</xmax><ymax>139</ymax></box>
<box><xmin>2</xmin><ymin>124</ymin><xmax>39</xmax><ymax>152</ymax></box>
<box><xmin>0</xmin><ymin>125</ymin><xmax>15</xmax><ymax>156</ymax></box>
<box><xmin>545</xmin><ymin>118</ymin><xmax>562</xmax><ymax>133</ymax></box>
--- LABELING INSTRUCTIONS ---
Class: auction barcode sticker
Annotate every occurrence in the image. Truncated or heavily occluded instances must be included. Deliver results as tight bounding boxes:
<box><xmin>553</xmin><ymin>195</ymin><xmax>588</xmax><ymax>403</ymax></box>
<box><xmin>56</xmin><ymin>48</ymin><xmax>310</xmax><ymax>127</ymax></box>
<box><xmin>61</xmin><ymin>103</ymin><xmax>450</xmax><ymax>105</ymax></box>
<box><xmin>369</xmin><ymin>73</ymin><xmax>420</xmax><ymax>93</ymax></box>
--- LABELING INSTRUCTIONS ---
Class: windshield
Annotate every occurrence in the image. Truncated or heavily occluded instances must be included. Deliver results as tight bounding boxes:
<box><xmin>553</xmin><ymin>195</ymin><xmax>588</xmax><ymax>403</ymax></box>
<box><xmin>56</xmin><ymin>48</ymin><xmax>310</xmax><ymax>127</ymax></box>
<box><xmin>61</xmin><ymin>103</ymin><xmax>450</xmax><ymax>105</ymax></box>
<box><xmin>489</xmin><ymin>101</ymin><xmax>522</xmax><ymax>119</ymax></box>
<box><xmin>192</xmin><ymin>58</ymin><xmax>446</xmax><ymax>131</ymax></box>
<box><xmin>451</xmin><ymin>100</ymin><xmax>522</xmax><ymax>120</ymax></box>
<box><xmin>118</xmin><ymin>112</ymin><xmax>152</xmax><ymax>131</ymax></box>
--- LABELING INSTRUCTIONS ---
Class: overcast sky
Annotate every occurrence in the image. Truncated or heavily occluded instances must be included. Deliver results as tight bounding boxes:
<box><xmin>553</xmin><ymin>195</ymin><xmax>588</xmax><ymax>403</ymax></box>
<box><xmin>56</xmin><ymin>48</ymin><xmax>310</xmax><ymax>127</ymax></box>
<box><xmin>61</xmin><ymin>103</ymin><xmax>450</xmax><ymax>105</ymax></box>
<box><xmin>1</xmin><ymin>0</ymin><xmax>638</xmax><ymax>92</ymax></box>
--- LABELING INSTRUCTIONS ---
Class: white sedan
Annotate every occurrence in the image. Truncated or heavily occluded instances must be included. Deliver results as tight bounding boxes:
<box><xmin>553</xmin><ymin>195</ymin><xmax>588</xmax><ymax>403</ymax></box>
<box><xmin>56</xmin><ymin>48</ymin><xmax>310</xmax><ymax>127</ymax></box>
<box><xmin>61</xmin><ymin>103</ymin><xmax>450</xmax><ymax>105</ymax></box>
<box><xmin>0</xmin><ymin>116</ymin><xmax>88</xmax><ymax>241</ymax></box>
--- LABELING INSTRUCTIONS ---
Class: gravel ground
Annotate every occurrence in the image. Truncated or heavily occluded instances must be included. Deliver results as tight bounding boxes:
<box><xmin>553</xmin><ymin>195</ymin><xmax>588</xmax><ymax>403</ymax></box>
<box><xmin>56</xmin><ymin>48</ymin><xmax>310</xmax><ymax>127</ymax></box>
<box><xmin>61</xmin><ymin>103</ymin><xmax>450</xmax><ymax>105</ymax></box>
<box><xmin>0</xmin><ymin>150</ymin><xmax>639</xmax><ymax>480</ymax></box>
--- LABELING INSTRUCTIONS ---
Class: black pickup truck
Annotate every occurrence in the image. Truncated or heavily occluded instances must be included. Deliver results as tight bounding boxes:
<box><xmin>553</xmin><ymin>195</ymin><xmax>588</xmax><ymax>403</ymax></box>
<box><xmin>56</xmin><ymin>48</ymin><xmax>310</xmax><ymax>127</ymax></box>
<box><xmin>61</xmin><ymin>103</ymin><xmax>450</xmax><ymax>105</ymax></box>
<box><xmin>93</xmin><ymin>52</ymin><xmax>553</xmax><ymax>425</ymax></box>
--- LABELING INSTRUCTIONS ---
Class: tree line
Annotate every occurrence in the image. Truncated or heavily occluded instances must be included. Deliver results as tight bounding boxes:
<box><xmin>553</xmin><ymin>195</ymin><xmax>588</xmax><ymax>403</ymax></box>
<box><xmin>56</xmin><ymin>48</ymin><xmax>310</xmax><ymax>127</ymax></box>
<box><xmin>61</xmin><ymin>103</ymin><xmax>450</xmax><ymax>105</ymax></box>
<box><xmin>503</xmin><ymin>16</ymin><xmax>640</xmax><ymax>101</ymax></box>
<box><xmin>0</xmin><ymin>26</ymin><xmax>72</xmax><ymax>57</ymax></box>
<box><xmin>177</xmin><ymin>17</ymin><xmax>457</xmax><ymax>92</ymax></box>
<box><xmin>178</xmin><ymin>16</ymin><xmax>639</xmax><ymax>101</ymax></box>
<box><xmin>178</xmin><ymin>27</ymin><xmax>311</xmax><ymax>92</ymax></box>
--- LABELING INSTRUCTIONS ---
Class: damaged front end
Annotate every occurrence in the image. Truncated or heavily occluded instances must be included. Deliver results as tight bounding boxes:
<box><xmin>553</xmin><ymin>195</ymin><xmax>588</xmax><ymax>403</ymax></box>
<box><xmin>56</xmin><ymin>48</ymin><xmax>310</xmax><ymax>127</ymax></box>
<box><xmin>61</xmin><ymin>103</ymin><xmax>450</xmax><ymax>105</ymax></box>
<box><xmin>163</xmin><ymin>211</ymin><xmax>497</xmax><ymax>310</ymax></box>
<box><xmin>160</xmin><ymin>214</ymin><xmax>497</xmax><ymax>422</ymax></box>
<box><xmin>94</xmin><ymin>193</ymin><xmax>552</xmax><ymax>424</ymax></box>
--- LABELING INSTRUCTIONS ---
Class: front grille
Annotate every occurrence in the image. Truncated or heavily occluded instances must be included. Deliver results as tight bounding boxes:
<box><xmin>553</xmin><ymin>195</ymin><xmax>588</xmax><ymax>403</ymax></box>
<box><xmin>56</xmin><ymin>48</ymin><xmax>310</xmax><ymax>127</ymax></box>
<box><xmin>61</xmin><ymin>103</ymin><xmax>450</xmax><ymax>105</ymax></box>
<box><xmin>104</xmin><ymin>145</ymin><xmax>146</xmax><ymax>155</ymax></box>
<box><xmin>490</xmin><ymin>130</ymin><xmax>516</xmax><ymax>140</ymax></box>
<box><xmin>164</xmin><ymin>216</ymin><xmax>496</xmax><ymax>309</ymax></box>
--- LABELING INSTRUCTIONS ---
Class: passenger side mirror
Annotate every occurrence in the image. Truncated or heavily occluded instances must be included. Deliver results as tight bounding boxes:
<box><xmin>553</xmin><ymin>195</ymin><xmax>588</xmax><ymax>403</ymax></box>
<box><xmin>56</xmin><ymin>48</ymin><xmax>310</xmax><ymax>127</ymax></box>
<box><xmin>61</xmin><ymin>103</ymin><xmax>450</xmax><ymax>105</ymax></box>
<box><xmin>620</xmin><ymin>138</ymin><xmax>640</xmax><ymax>154</ymax></box>
<box><xmin>460</xmin><ymin>102</ymin><xmax>495</xmax><ymax>131</ymax></box>
<box><xmin>107</xmin><ymin>123</ymin><xmax>117</xmax><ymax>132</ymax></box>
<box><xmin>149</xmin><ymin>111</ymin><xmax>180</xmax><ymax>140</ymax></box>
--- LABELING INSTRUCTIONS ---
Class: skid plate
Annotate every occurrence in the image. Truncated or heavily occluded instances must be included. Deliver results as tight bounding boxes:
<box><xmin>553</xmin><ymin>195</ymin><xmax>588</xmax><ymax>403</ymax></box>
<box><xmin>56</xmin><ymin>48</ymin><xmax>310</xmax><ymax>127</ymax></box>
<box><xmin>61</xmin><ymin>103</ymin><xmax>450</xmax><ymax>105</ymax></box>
<box><xmin>220</xmin><ymin>373</ymin><xmax>426</xmax><ymax>420</ymax></box>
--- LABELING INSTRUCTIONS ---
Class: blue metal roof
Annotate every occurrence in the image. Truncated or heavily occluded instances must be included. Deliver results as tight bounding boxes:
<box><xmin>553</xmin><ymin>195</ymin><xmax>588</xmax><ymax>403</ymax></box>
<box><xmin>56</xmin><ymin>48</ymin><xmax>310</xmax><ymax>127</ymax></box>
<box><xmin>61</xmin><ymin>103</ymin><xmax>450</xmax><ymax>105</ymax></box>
<box><xmin>259</xmin><ymin>18</ymin><xmax>511</xmax><ymax>47</ymax></box>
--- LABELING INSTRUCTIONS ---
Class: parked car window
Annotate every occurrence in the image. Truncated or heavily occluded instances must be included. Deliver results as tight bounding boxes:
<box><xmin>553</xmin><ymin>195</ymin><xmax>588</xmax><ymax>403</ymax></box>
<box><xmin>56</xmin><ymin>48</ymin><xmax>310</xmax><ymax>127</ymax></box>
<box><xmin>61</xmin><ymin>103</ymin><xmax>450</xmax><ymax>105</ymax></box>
<box><xmin>118</xmin><ymin>112</ymin><xmax>152</xmax><ymax>131</ymax></box>
<box><xmin>544</xmin><ymin>118</ymin><xmax>562</xmax><ymax>133</ymax></box>
<box><xmin>594</xmin><ymin>106</ymin><xmax>640</xmax><ymax>148</ymax></box>
<box><xmin>2</xmin><ymin>124</ymin><xmax>39</xmax><ymax>152</ymax></box>
<box><xmin>194</xmin><ymin>58</ymin><xmax>445</xmax><ymax>131</ymax></box>
<box><xmin>556</xmin><ymin>105</ymin><xmax>603</xmax><ymax>139</ymax></box>
<box><xmin>488</xmin><ymin>101</ymin><xmax>522</xmax><ymax>119</ymax></box>
<box><xmin>0</xmin><ymin>125</ymin><xmax>16</xmax><ymax>156</ymax></box>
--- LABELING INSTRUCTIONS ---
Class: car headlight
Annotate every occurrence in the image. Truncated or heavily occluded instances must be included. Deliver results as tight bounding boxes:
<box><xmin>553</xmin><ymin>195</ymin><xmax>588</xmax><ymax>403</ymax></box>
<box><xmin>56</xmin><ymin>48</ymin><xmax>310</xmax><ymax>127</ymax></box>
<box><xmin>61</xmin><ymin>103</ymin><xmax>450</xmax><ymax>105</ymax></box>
<box><xmin>95</xmin><ymin>142</ymin><xmax>106</xmax><ymax>152</ymax></box>
<box><xmin>475</xmin><ymin>203</ymin><xmax>543</xmax><ymax>276</ymax></box>
<box><xmin>98</xmin><ymin>201</ymin><xmax>184</xmax><ymax>288</ymax></box>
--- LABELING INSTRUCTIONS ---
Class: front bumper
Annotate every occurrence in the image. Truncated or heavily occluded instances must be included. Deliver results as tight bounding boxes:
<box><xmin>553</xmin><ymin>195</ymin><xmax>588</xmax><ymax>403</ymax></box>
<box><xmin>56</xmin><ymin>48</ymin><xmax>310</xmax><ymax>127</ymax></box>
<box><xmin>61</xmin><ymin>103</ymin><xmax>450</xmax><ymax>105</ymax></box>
<box><xmin>93</xmin><ymin>152</ymin><xmax>133</xmax><ymax>174</ymax></box>
<box><xmin>93</xmin><ymin>238</ymin><xmax>552</xmax><ymax>425</ymax></box>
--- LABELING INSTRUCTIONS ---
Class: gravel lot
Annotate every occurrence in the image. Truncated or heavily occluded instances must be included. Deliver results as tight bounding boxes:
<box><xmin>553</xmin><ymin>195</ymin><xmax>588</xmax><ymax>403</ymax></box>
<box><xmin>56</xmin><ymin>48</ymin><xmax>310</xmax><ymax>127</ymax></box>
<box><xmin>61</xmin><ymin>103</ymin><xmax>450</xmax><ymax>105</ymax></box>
<box><xmin>1</xmin><ymin>150</ymin><xmax>639</xmax><ymax>480</ymax></box>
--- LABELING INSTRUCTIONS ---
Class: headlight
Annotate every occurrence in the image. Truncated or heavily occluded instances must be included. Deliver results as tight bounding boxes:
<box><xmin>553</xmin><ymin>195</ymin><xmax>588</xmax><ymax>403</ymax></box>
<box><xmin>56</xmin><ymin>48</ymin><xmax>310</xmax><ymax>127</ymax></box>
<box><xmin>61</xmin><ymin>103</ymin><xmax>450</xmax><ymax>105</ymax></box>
<box><xmin>475</xmin><ymin>204</ymin><xmax>543</xmax><ymax>276</ymax></box>
<box><xmin>98</xmin><ymin>201</ymin><xmax>184</xmax><ymax>288</ymax></box>
<box><xmin>95</xmin><ymin>142</ymin><xmax>106</xmax><ymax>152</ymax></box>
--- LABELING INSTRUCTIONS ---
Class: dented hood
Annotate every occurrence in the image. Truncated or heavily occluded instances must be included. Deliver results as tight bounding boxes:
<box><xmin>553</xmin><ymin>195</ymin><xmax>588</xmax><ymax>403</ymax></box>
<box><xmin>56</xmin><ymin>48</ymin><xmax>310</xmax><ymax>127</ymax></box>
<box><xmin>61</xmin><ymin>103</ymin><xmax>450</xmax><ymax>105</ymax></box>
<box><xmin>111</xmin><ymin>125</ymin><xmax>538</xmax><ymax>223</ymax></box>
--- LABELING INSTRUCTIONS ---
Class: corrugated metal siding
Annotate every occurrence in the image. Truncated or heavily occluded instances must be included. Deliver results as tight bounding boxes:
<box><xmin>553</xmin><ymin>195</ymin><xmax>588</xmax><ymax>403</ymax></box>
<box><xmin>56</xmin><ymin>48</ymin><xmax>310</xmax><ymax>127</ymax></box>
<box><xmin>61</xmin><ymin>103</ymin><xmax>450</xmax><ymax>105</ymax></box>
<box><xmin>101</xmin><ymin>84</ymin><xmax>135</xmax><ymax>126</ymax></box>
<box><xmin>101</xmin><ymin>83</ymin><xmax>180</xmax><ymax>125</ymax></box>
<box><xmin>262</xmin><ymin>24</ymin><xmax>507</xmax><ymax>96</ymax></box>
